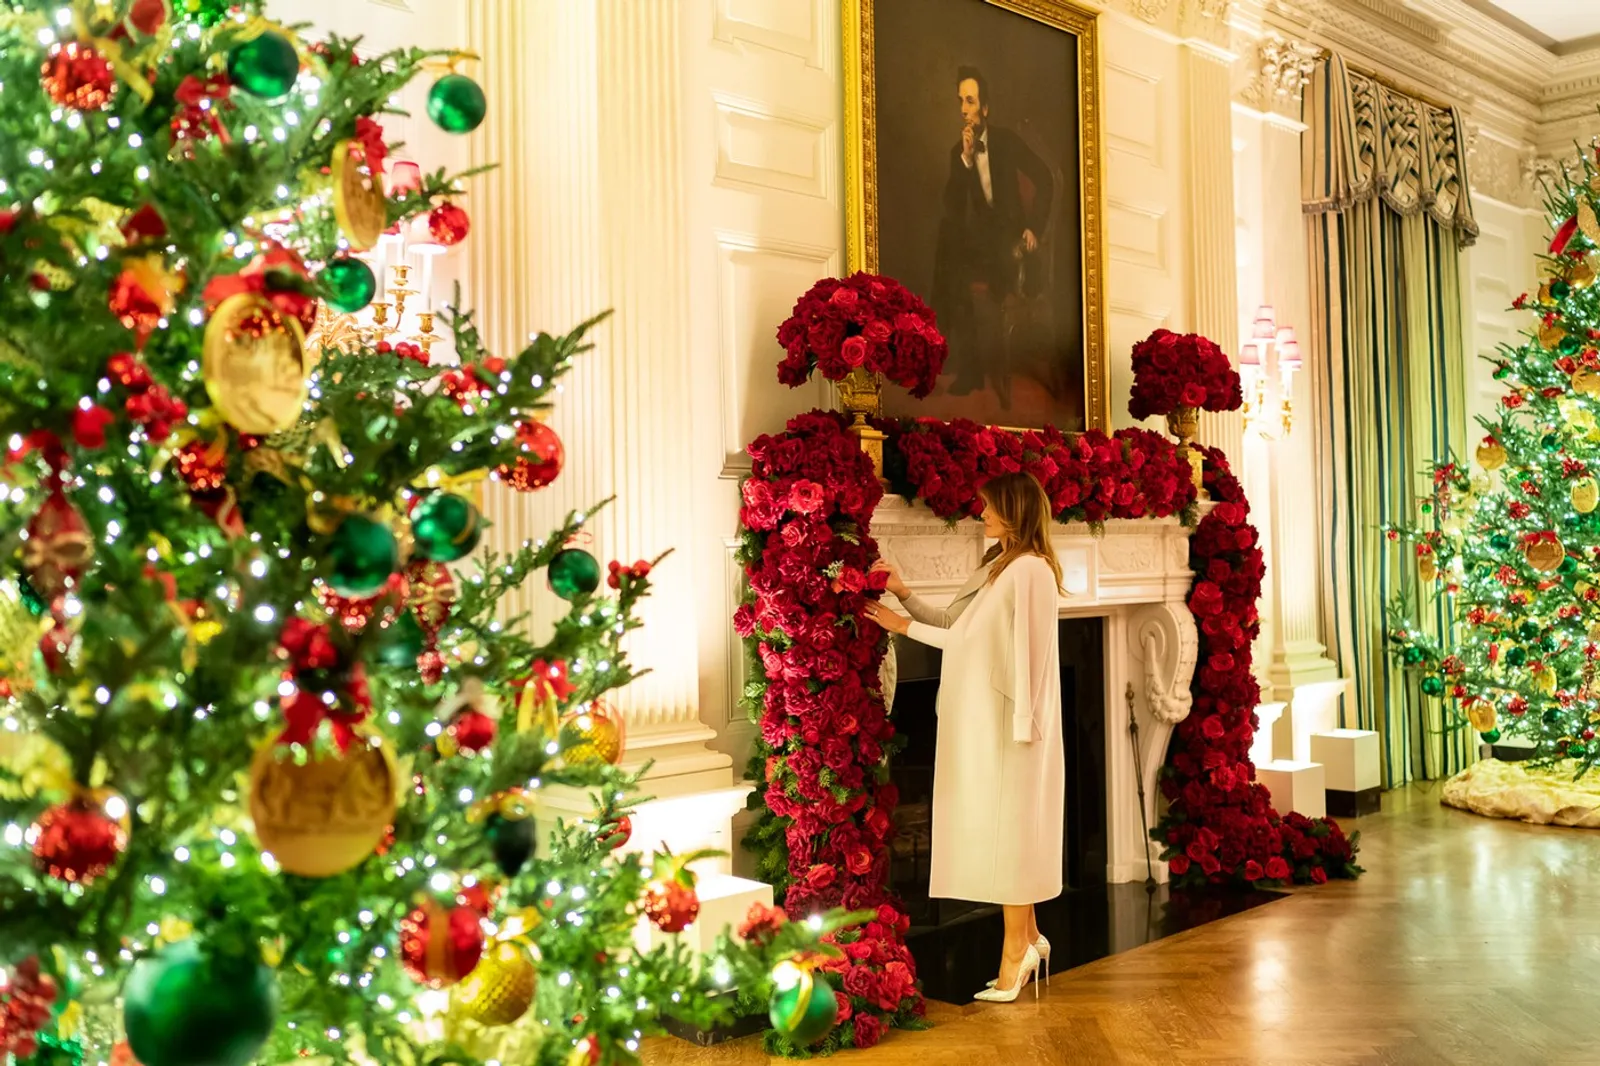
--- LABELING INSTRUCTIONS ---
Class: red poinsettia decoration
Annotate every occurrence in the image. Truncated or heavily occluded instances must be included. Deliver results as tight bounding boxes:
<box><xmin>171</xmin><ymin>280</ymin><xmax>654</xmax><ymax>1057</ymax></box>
<box><xmin>776</xmin><ymin>273</ymin><xmax>947</xmax><ymax>398</ymax></box>
<box><xmin>1127</xmin><ymin>329</ymin><xmax>1242</xmax><ymax>420</ymax></box>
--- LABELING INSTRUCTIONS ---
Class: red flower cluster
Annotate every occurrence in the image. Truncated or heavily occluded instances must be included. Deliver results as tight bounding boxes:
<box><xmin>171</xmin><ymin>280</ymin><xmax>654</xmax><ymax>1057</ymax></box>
<box><xmin>1127</xmin><ymin>329</ymin><xmax>1243</xmax><ymax>420</ymax></box>
<box><xmin>1152</xmin><ymin>447</ymin><xmax>1360</xmax><ymax>886</ymax></box>
<box><xmin>883</xmin><ymin>417</ymin><xmax>1196</xmax><ymax>523</ymax></box>
<box><xmin>734</xmin><ymin>411</ymin><xmax>925</xmax><ymax>1043</ymax></box>
<box><xmin>276</xmin><ymin>617</ymin><xmax>371</xmax><ymax>752</ymax></box>
<box><xmin>104</xmin><ymin>352</ymin><xmax>188</xmax><ymax>443</ymax></box>
<box><xmin>776</xmin><ymin>273</ymin><xmax>947</xmax><ymax>398</ymax></box>
<box><xmin>0</xmin><ymin>956</ymin><xmax>58</xmax><ymax>1061</ymax></box>
<box><xmin>170</xmin><ymin>73</ymin><xmax>234</xmax><ymax>148</ymax></box>
<box><xmin>440</xmin><ymin>356</ymin><xmax>507</xmax><ymax>407</ymax></box>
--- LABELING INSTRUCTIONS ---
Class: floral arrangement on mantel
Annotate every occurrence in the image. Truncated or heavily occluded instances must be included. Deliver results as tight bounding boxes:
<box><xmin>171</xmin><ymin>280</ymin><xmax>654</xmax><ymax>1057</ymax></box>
<box><xmin>776</xmin><ymin>272</ymin><xmax>948</xmax><ymax>479</ymax></box>
<box><xmin>1128</xmin><ymin>328</ymin><xmax>1244</xmax><ymax>496</ymax></box>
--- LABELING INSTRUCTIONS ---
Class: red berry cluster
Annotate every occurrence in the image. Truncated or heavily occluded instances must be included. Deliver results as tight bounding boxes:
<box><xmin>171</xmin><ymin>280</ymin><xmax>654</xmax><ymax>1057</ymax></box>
<box><xmin>605</xmin><ymin>559</ymin><xmax>651</xmax><ymax>589</ymax></box>
<box><xmin>375</xmin><ymin>340</ymin><xmax>428</xmax><ymax>365</ymax></box>
<box><xmin>439</xmin><ymin>356</ymin><xmax>506</xmax><ymax>407</ymax></box>
<box><xmin>0</xmin><ymin>957</ymin><xmax>59</xmax><ymax>1061</ymax></box>
<box><xmin>106</xmin><ymin>353</ymin><xmax>186</xmax><ymax>442</ymax></box>
<box><xmin>174</xmin><ymin>440</ymin><xmax>227</xmax><ymax>493</ymax></box>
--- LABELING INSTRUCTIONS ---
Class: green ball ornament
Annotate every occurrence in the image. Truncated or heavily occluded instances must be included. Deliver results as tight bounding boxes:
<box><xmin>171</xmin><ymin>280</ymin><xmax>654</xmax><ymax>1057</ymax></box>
<box><xmin>320</xmin><ymin>257</ymin><xmax>377</xmax><ymax>314</ymax></box>
<box><xmin>1544</xmin><ymin>708</ymin><xmax>1564</xmax><ymax>725</ymax></box>
<box><xmin>547</xmin><ymin>548</ymin><xmax>600</xmax><ymax>601</ymax></box>
<box><xmin>376</xmin><ymin>611</ymin><xmax>425</xmax><ymax>667</ymax></box>
<box><xmin>768</xmin><ymin>968</ymin><xmax>838</xmax><ymax>1047</ymax></box>
<box><xmin>1560</xmin><ymin>556</ymin><xmax>1578</xmax><ymax>575</ymax></box>
<box><xmin>1561</xmin><ymin>334</ymin><xmax>1583</xmax><ymax>356</ymax></box>
<box><xmin>1541</xmin><ymin>433</ymin><xmax>1561</xmax><ymax>452</ymax></box>
<box><xmin>1505</xmin><ymin>646</ymin><xmax>1528</xmax><ymax>667</ymax></box>
<box><xmin>226</xmin><ymin>31</ymin><xmax>299</xmax><ymax>101</ymax></box>
<box><xmin>1481</xmin><ymin>728</ymin><xmax>1501</xmax><ymax>744</ymax></box>
<box><xmin>1570</xmin><ymin>741</ymin><xmax>1589</xmax><ymax>760</ymax></box>
<box><xmin>1552</xmin><ymin>279</ymin><xmax>1573</xmax><ymax>301</ymax></box>
<box><xmin>411</xmin><ymin>493</ymin><xmax>482</xmax><ymax>563</ymax></box>
<box><xmin>1402</xmin><ymin>646</ymin><xmax>1426</xmax><ymax>666</ymax></box>
<box><xmin>327</xmin><ymin>514</ymin><xmax>399</xmax><ymax>597</ymax></box>
<box><xmin>1518</xmin><ymin>621</ymin><xmax>1539</xmax><ymax>641</ymax></box>
<box><xmin>1490</xmin><ymin>533</ymin><xmax>1512</xmax><ymax>552</ymax></box>
<box><xmin>427</xmin><ymin>74</ymin><xmax>486</xmax><ymax>134</ymax></box>
<box><xmin>123</xmin><ymin>939</ymin><xmax>277</xmax><ymax>1066</ymax></box>
<box><xmin>1419</xmin><ymin>675</ymin><xmax>1445</xmax><ymax>697</ymax></box>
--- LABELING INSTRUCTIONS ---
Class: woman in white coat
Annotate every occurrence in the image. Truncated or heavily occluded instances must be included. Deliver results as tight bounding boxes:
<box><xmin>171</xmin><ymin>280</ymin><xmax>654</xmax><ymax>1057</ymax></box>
<box><xmin>865</xmin><ymin>472</ymin><xmax>1065</xmax><ymax>1003</ymax></box>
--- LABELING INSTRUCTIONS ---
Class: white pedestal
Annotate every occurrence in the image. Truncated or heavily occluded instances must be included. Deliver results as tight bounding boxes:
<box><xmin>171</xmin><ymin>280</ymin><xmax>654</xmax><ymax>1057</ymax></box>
<box><xmin>633</xmin><ymin>872</ymin><xmax>773</xmax><ymax>958</ymax></box>
<box><xmin>1275</xmin><ymin>679</ymin><xmax>1349</xmax><ymax>762</ymax></box>
<box><xmin>534</xmin><ymin>783</ymin><xmax>756</xmax><ymax>876</ymax></box>
<box><xmin>1256</xmin><ymin>759</ymin><xmax>1326</xmax><ymax>818</ymax></box>
<box><xmin>1250</xmin><ymin>701</ymin><xmax>1287</xmax><ymax>768</ymax></box>
<box><xmin>1310</xmin><ymin>729</ymin><xmax>1380</xmax><ymax>792</ymax></box>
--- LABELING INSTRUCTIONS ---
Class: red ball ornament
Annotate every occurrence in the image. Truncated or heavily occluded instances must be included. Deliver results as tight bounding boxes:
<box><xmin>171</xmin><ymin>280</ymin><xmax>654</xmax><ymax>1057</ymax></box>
<box><xmin>449</xmin><ymin>708</ymin><xmax>497</xmax><ymax>753</ymax></box>
<box><xmin>642</xmin><ymin>878</ymin><xmax>700</xmax><ymax>933</ymax></box>
<box><xmin>25</xmin><ymin>489</ymin><xmax>93</xmax><ymax>601</ymax></box>
<box><xmin>427</xmin><ymin>203</ymin><xmax>471</xmax><ymax>246</ymax></box>
<box><xmin>399</xmin><ymin>901</ymin><xmax>485</xmax><ymax>988</ymax></box>
<box><xmin>40</xmin><ymin>43</ymin><xmax>115</xmax><ymax>110</ymax></box>
<box><xmin>32</xmin><ymin>795</ymin><xmax>128</xmax><ymax>885</ymax></box>
<box><xmin>498</xmin><ymin>420</ymin><xmax>564</xmax><ymax>492</ymax></box>
<box><xmin>597</xmin><ymin>814</ymin><xmax>631</xmax><ymax>851</ymax></box>
<box><xmin>0</xmin><ymin>956</ymin><xmax>59</xmax><ymax>1061</ymax></box>
<box><xmin>417</xmin><ymin>649</ymin><xmax>446</xmax><ymax>684</ymax></box>
<box><xmin>125</xmin><ymin>0</ymin><xmax>168</xmax><ymax>35</ymax></box>
<box><xmin>174</xmin><ymin>439</ymin><xmax>228</xmax><ymax>494</ymax></box>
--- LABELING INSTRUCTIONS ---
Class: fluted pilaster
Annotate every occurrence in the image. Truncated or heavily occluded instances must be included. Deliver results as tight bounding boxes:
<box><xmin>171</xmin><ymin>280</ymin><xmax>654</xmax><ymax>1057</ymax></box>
<box><xmin>1181</xmin><ymin>42</ymin><xmax>1244</xmax><ymax>465</ymax></box>
<box><xmin>466</xmin><ymin>0</ymin><xmax>727</xmax><ymax>783</ymax></box>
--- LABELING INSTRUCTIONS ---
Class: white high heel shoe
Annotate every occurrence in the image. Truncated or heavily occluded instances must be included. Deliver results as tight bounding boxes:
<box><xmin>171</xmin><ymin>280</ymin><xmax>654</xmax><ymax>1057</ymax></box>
<box><xmin>987</xmin><ymin>935</ymin><xmax>1050</xmax><ymax>988</ymax></box>
<box><xmin>973</xmin><ymin>944</ymin><xmax>1041</xmax><ymax>1003</ymax></box>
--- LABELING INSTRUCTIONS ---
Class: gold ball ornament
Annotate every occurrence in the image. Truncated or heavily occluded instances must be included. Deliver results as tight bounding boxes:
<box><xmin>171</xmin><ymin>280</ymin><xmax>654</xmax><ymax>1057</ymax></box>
<box><xmin>559</xmin><ymin>701</ymin><xmax>626</xmax><ymax>766</ymax></box>
<box><xmin>1524</xmin><ymin>535</ymin><xmax>1566</xmax><ymax>573</ymax></box>
<box><xmin>1418</xmin><ymin>553</ymin><xmax>1438</xmax><ymax>583</ymax></box>
<box><xmin>1465</xmin><ymin>699</ymin><xmax>1497</xmax><ymax>733</ymax></box>
<box><xmin>452</xmin><ymin>941</ymin><xmax>537</xmax><ymax>1027</ymax></box>
<box><xmin>332</xmin><ymin>138</ymin><xmax>387</xmax><ymax>252</ymax></box>
<box><xmin>1575</xmin><ymin>477</ymin><xmax>1599</xmax><ymax>514</ymax></box>
<box><xmin>1475</xmin><ymin>438</ymin><xmax>1507</xmax><ymax>471</ymax></box>
<box><xmin>1541</xmin><ymin>321</ymin><xmax>1567</xmax><ymax>350</ymax></box>
<box><xmin>1571</xmin><ymin>261</ymin><xmax>1596</xmax><ymax>289</ymax></box>
<box><xmin>203</xmin><ymin>293</ymin><xmax>309</xmax><ymax>435</ymax></box>
<box><xmin>1536</xmin><ymin>669</ymin><xmax>1559</xmax><ymax>696</ymax></box>
<box><xmin>247</xmin><ymin>734</ymin><xmax>398</xmax><ymax>878</ymax></box>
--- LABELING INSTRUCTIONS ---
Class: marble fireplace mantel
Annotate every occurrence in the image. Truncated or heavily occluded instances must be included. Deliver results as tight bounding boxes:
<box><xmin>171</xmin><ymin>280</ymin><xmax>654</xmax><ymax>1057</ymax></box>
<box><xmin>873</xmin><ymin>495</ymin><xmax>1206</xmax><ymax>884</ymax></box>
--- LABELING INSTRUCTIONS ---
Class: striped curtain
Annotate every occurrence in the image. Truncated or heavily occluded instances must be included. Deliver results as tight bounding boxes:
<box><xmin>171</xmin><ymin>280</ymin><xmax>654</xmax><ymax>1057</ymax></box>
<box><xmin>1302</xmin><ymin>55</ymin><xmax>1479</xmax><ymax>786</ymax></box>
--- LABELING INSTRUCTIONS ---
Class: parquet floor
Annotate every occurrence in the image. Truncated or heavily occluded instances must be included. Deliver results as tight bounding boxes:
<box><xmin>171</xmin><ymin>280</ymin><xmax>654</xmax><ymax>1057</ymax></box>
<box><xmin>646</xmin><ymin>782</ymin><xmax>1600</xmax><ymax>1065</ymax></box>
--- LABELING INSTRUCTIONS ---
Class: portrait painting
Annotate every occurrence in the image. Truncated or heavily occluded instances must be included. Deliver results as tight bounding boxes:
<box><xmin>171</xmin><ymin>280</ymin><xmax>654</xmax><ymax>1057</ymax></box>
<box><xmin>845</xmin><ymin>0</ymin><xmax>1107</xmax><ymax>431</ymax></box>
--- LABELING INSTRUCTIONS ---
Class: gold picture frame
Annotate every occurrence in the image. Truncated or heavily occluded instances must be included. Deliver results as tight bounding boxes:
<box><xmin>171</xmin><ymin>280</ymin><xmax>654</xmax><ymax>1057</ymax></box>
<box><xmin>843</xmin><ymin>0</ymin><xmax>1109</xmax><ymax>432</ymax></box>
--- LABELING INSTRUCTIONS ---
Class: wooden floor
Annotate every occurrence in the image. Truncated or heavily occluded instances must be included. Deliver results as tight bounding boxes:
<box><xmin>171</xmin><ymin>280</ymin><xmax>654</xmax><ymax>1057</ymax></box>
<box><xmin>647</xmin><ymin>783</ymin><xmax>1600</xmax><ymax>1065</ymax></box>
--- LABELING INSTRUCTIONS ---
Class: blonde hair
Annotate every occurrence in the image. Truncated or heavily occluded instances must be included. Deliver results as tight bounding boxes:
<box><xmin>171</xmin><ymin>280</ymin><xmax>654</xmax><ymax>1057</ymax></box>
<box><xmin>980</xmin><ymin>472</ymin><xmax>1065</xmax><ymax>592</ymax></box>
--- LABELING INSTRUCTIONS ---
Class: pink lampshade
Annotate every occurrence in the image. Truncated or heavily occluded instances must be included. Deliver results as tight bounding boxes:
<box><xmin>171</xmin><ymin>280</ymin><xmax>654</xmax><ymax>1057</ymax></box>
<box><xmin>1279</xmin><ymin>340</ymin><xmax>1302</xmax><ymax>368</ymax></box>
<box><xmin>1239</xmin><ymin>342</ymin><xmax>1262</xmax><ymax>366</ymax></box>
<box><xmin>389</xmin><ymin>160</ymin><xmax>423</xmax><ymax>196</ymax></box>
<box><xmin>1251</xmin><ymin>305</ymin><xmax>1277</xmax><ymax>339</ymax></box>
<box><xmin>1275</xmin><ymin>325</ymin><xmax>1297</xmax><ymax>347</ymax></box>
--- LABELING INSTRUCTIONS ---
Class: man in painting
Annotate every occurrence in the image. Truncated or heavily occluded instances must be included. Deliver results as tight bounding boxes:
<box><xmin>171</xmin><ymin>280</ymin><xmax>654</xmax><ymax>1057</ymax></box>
<box><xmin>932</xmin><ymin>65</ymin><xmax>1055</xmax><ymax>403</ymax></box>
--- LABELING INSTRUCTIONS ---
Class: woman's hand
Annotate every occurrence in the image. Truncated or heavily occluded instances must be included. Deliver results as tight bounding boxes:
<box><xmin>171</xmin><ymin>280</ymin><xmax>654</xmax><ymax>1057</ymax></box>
<box><xmin>864</xmin><ymin>600</ymin><xmax>911</xmax><ymax>635</ymax></box>
<box><xmin>870</xmin><ymin>559</ymin><xmax>909</xmax><ymax>599</ymax></box>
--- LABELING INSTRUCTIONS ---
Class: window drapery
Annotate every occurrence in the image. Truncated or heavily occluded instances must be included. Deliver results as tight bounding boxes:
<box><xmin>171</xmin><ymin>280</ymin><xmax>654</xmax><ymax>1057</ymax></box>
<box><xmin>1302</xmin><ymin>54</ymin><xmax>1479</xmax><ymax>786</ymax></box>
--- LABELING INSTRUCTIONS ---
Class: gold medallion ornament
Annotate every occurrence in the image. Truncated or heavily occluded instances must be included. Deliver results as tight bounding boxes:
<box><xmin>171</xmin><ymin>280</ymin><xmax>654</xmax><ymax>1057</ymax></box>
<box><xmin>1572</xmin><ymin>261</ymin><xmax>1596</xmax><ymax>289</ymax></box>
<box><xmin>331</xmin><ymin>138</ymin><xmax>387</xmax><ymax>252</ymax></box>
<box><xmin>1524</xmin><ymin>535</ymin><xmax>1565</xmax><ymax>574</ymax></box>
<box><xmin>1580</xmin><ymin>200</ymin><xmax>1600</xmax><ymax>246</ymax></box>
<box><xmin>1576</xmin><ymin>369</ymin><xmax>1600</xmax><ymax>397</ymax></box>
<box><xmin>1537</xmin><ymin>668</ymin><xmax>1559</xmax><ymax>696</ymax></box>
<box><xmin>1540</xmin><ymin>321</ymin><xmax>1567</xmax><ymax>350</ymax></box>
<box><xmin>1465</xmin><ymin>699</ymin><xmax>1497</xmax><ymax>734</ymax></box>
<box><xmin>1418</xmin><ymin>553</ymin><xmax>1438</xmax><ymax>583</ymax></box>
<box><xmin>1575</xmin><ymin>477</ymin><xmax>1599</xmax><ymax>514</ymax></box>
<box><xmin>1475</xmin><ymin>437</ymin><xmax>1507</xmax><ymax>471</ymax></box>
<box><xmin>247</xmin><ymin>732</ymin><xmax>398</xmax><ymax>878</ymax></box>
<box><xmin>451</xmin><ymin>940</ymin><xmax>537</xmax><ymax>1027</ymax></box>
<box><xmin>203</xmin><ymin>293</ymin><xmax>308</xmax><ymax>434</ymax></box>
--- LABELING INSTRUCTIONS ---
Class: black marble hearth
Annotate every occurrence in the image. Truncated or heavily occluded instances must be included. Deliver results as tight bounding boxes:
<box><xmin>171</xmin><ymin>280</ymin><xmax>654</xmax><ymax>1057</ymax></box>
<box><xmin>886</xmin><ymin>618</ymin><xmax>1284</xmax><ymax>1003</ymax></box>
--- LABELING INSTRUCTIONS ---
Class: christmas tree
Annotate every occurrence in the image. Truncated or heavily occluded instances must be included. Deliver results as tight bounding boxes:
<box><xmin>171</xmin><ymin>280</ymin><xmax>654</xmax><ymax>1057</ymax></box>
<box><xmin>1389</xmin><ymin>143</ymin><xmax>1600</xmax><ymax>777</ymax></box>
<box><xmin>0</xmin><ymin>3</ymin><xmax>853</xmax><ymax>1065</ymax></box>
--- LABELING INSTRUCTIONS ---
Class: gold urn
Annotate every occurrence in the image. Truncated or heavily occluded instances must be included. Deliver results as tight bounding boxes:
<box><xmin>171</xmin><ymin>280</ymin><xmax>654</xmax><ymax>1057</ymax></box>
<box><xmin>836</xmin><ymin>366</ymin><xmax>888</xmax><ymax>481</ymax></box>
<box><xmin>1166</xmin><ymin>404</ymin><xmax>1206</xmax><ymax>500</ymax></box>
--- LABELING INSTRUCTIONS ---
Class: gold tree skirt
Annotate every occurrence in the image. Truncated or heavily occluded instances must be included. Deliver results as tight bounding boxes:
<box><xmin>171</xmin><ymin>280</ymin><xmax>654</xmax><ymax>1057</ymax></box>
<box><xmin>1443</xmin><ymin>758</ymin><xmax>1600</xmax><ymax>828</ymax></box>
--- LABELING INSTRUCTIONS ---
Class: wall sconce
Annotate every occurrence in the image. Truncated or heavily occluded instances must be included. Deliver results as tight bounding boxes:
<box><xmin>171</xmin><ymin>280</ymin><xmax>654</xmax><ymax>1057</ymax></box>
<box><xmin>1242</xmin><ymin>305</ymin><xmax>1297</xmax><ymax>439</ymax></box>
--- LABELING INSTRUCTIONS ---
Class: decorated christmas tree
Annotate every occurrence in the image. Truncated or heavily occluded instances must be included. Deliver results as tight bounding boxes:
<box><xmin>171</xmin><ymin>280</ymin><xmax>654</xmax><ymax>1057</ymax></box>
<box><xmin>0</xmin><ymin>3</ymin><xmax>853</xmax><ymax>1065</ymax></box>
<box><xmin>1389</xmin><ymin>143</ymin><xmax>1600</xmax><ymax>776</ymax></box>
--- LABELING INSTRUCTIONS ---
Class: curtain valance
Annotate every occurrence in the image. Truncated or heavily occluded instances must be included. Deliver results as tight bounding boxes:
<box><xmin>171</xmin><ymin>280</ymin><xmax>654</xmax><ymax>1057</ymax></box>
<box><xmin>1302</xmin><ymin>54</ymin><xmax>1478</xmax><ymax>247</ymax></box>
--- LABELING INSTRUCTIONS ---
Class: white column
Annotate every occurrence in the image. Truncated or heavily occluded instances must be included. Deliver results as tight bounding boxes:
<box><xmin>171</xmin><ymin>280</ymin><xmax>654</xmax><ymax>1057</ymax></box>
<box><xmin>1181</xmin><ymin>40</ymin><xmax>1244</xmax><ymax>465</ymax></box>
<box><xmin>466</xmin><ymin>0</ymin><xmax>730</xmax><ymax>790</ymax></box>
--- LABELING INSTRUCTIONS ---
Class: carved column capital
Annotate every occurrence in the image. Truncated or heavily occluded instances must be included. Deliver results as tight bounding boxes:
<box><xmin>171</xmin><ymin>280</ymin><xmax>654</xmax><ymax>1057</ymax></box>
<box><xmin>1239</xmin><ymin>30</ymin><xmax>1321</xmax><ymax>115</ymax></box>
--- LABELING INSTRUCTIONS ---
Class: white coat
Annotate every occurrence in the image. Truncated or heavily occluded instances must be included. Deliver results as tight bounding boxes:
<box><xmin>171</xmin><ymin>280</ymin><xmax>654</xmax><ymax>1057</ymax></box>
<box><xmin>902</xmin><ymin>554</ymin><xmax>1065</xmax><ymax>906</ymax></box>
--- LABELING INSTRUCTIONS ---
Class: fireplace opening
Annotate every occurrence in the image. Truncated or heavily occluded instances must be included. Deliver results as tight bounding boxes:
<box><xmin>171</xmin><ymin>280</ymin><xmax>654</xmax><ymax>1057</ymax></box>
<box><xmin>885</xmin><ymin>615</ymin><xmax>1280</xmax><ymax>1002</ymax></box>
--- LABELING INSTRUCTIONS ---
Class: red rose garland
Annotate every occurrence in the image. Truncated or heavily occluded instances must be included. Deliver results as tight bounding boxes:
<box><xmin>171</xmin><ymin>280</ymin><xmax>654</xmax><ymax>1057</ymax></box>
<box><xmin>1153</xmin><ymin>446</ymin><xmax>1360</xmax><ymax>885</ymax></box>
<box><xmin>735</xmin><ymin>411</ymin><xmax>926</xmax><ymax>1051</ymax></box>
